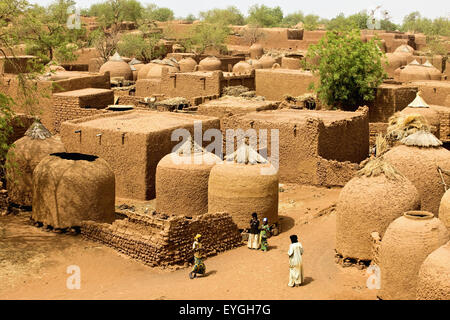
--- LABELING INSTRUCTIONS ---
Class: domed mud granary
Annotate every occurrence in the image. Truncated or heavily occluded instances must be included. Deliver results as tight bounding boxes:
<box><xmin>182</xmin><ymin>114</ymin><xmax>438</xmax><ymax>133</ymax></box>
<box><xmin>250</xmin><ymin>43</ymin><xmax>264</xmax><ymax>59</ymax></box>
<box><xmin>232</xmin><ymin>61</ymin><xmax>253</xmax><ymax>73</ymax></box>
<box><xmin>384</xmin><ymin>130</ymin><xmax>450</xmax><ymax>215</ymax></box>
<box><xmin>439</xmin><ymin>189</ymin><xmax>450</xmax><ymax>230</ymax></box>
<box><xmin>99</xmin><ymin>52</ymin><xmax>133</xmax><ymax>80</ymax></box>
<box><xmin>416</xmin><ymin>241</ymin><xmax>450</xmax><ymax>300</ymax></box>
<box><xmin>198</xmin><ymin>56</ymin><xmax>221</xmax><ymax>71</ymax></box>
<box><xmin>32</xmin><ymin>153</ymin><xmax>115</xmax><ymax>229</ymax></box>
<box><xmin>336</xmin><ymin>141</ymin><xmax>420</xmax><ymax>261</ymax></box>
<box><xmin>156</xmin><ymin>138</ymin><xmax>221</xmax><ymax>217</ymax></box>
<box><xmin>6</xmin><ymin>121</ymin><xmax>65</xmax><ymax>207</ymax></box>
<box><xmin>379</xmin><ymin>211</ymin><xmax>449</xmax><ymax>300</ymax></box>
<box><xmin>137</xmin><ymin>63</ymin><xmax>154</xmax><ymax>80</ymax></box>
<box><xmin>178</xmin><ymin>57</ymin><xmax>197</xmax><ymax>72</ymax></box>
<box><xmin>208</xmin><ymin>144</ymin><xmax>279</xmax><ymax>229</ymax></box>
<box><xmin>258</xmin><ymin>55</ymin><xmax>276</xmax><ymax>69</ymax></box>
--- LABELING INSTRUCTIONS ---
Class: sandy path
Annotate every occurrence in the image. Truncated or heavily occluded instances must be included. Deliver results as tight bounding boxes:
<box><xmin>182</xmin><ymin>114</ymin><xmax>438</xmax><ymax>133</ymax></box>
<box><xmin>0</xmin><ymin>185</ymin><xmax>377</xmax><ymax>300</ymax></box>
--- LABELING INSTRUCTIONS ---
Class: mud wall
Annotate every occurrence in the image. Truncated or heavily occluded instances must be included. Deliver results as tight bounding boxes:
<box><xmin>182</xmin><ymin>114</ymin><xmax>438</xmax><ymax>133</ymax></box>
<box><xmin>81</xmin><ymin>211</ymin><xmax>243</xmax><ymax>267</ymax></box>
<box><xmin>410</xmin><ymin>81</ymin><xmax>450</xmax><ymax>107</ymax></box>
<box><xmin>60</xmin><ymin>111</ymin><xmax>220</xmax><ymax>200</ymax></box>
<box><xmin>255</xmin><ymin>69</ymin><xmax>318</xmax><ymax>101</ymax></box>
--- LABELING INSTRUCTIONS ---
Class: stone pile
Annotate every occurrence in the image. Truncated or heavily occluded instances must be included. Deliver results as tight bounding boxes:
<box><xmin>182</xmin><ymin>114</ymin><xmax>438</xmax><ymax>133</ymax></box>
<box><xmin>81</xmin><ymin>211</ymin><xmax>243</xmax><ymax>267</ymax></box>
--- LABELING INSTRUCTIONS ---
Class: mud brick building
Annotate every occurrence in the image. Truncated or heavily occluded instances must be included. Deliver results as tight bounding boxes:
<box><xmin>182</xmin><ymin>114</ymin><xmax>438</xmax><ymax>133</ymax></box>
<box><xmin>410</xmin><ymin>81</ymin><xmax>450</xmax><ymax>107</ymax></box>
<box><xmin>255</xmin><ymin>69</ymin><xmax>318</xmax><ymax>101</ymax></box>
<box><xmin>60</xmin><ymin>110</ymin><xmax>220</xmax><ymax>200</ymax></box>
<box><xmin>0</xmin><ymin>56</ymin><xmax>36</xmax><ymax>74</ymax></box>
<box><xmin>222</xmin><ymin>108</ymin><xmax>369</xmax><ymax>186</ymax></box>
<box><xmin>136</xmin><ymin>69</ymin><xmax>255</xmax><ymax>102</ymax></box>
<box><xmin>0</xmin><ymin>72</ymin><xmax>110</xmax><ymax>133</ymax></box>
<box><xmin>368</xmin><ymin>83</ymin><xmax>418</xmax><ymax>122</ymax></box>
<box><xmin>53</xmin><ymin>88</ymin><xmax>114</xmax><ymax>132</ymax></box>
<box><xmin>81</xmin><ymin>211</ymin><xmax>243</xmax><ymax>268</ymax></box>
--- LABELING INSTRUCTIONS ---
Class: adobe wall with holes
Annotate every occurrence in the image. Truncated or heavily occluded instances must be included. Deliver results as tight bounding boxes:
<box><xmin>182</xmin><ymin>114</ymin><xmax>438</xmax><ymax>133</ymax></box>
<box><xmin>60</xmin><ymin>110</ymin><xmax>220</xmax><ymax>200</ymax></box>
<box><xmin>255</xmin><ymin>69</ymin><xmax>318</xmax><ymax>101</ymax></box>
<box><xmin>81</xmin><ymin>211</ymin><xmax>242</xmax><ymax>268</ymax></box>
<box><xmin>222</xmin><ymin>108</ymin><xmax>368</xmax><ymax>186</ymax></box>
<box><xmin>410</xmin><ymin>81</ymin><xmax>450</xmax><ymax>107</ymax></box>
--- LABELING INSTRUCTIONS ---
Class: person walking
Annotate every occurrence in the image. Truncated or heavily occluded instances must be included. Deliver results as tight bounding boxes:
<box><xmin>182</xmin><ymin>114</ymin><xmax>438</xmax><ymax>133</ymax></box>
<box><xmin>190</xmin><ymin>234</ymin><xmax>206</xmax><ymax>279</ymax></box>
<box><xmin>288</xmin><ymin>234</ymin><xmax>304</xmax><ymax>287</ymax></box>
<box><xmin>260</xmin><ymin>218</ymin><xmax>271</xmax><ymax>252</ymax></box>
<box><xmin>248</xmin><ymin>212</ymin><xmax>260</xmax><ymax>249</ymax></box>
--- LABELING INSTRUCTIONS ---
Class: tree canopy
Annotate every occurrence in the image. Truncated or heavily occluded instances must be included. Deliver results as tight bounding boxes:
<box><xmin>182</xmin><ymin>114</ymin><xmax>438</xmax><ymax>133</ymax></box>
<box><xmin>199</xmin><ymin>6</ymin><xmax>245</xmax><ymax>26</ymax></box>
<box><xmin>246</xmin><ymin>5</ymin><xmax>283</xmax><ymax>28</ymax></box>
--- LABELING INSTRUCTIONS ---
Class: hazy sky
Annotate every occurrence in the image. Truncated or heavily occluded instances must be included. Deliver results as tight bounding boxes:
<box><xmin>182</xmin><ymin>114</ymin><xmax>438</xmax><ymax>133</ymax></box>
<box><xmin>28</xmin><ymin>0</ymin><xmax>450</xmax><ymax>24</ymax></box>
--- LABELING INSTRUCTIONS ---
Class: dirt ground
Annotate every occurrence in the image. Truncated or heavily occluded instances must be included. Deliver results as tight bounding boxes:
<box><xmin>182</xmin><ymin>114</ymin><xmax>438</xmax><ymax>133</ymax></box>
<box><xmin>0</xmin><ymin>184</ymin><xmax>378</xmax><ymax>300</ymax></box>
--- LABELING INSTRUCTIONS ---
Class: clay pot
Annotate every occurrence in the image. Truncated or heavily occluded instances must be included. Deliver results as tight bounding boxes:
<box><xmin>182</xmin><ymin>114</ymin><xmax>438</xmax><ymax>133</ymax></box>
<box><xmin>6</xmin><ymin>122</ymin><xmax>65</xmax><ymax>207</ymax></box>
<box><xmin>258</xmin><ymin>55</ymin><xmax>276</xmax><ymax>69</ymax></box>
<box><xmin>379</xmin><ymin>211</ymin><xmax>449</xmax><ymax>300</ymax></box>
<box><xmin>439</xmin><ymin>189</ymin><xmax>450</xmax><ymax>230</ymax></box>
<box><xmin>198</xmin><ymin>56</ymin><xmax>221</xmax><ymax>71</ymax></box>
<box><xmin>384</xmin><ymin>145</ymin><xmax>450</xmax><ymax>215</ymax></box>
<box><xmin>32</xmin><ymin>153</ymin><xmax>116</xmax><ymax>229</ymax></box>
<box><xmin>416</xmin><ymin>241</ymin><xmax>450</xmax><ymax>300</ymax></box>
<box><xmin>208</xmin><ymin>162</ymin><xmax>279</xmax><ymax>229</ymax></box>
<box><xmin>232</xmin><ymin>61</ymin><xmax>253</xmax><ymax>73</ymax></box>
<box><xmin>178</xmin><ymin>57</ymin><xmax>197</xmax><ymax>72</ymax></box>
<box><xmin>156</xmin><ymin>151</ymin><xmax>221</xmax><ymax>216</ymax></box>
<box><xmin>250</xmin><ymin>43</ymin><xmax>264</xmax><ymax>60</ymax></box>
<box><xmin>336</xmin><ymin>174</ymin><xmax>420</xmax><ymax>261</ymax></box>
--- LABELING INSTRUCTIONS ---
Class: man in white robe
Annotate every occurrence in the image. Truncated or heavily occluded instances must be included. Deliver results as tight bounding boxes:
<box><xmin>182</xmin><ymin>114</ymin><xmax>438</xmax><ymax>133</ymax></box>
<box><xmin>288</xmin><ymin>234</ymin><xmax>304</xmax><ymax>287</ymax></box>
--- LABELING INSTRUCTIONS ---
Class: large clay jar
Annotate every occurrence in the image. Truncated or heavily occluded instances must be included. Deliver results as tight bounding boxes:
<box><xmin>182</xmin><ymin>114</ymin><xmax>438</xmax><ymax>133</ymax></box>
<box><xmin>379</xmin><ymin>211</ymin><xmax>449</xmax><ymax>300</ymax></box>
<box><xmin>336</xmin><ymin>167</ymin><xmax>420</xmax><ymax>261</ymax></box>
<box><xmin>6</xmin><ymin>121</ymin><xmax>65</xmax><ymax>207</ymax></box>
<box><xmin>258</xmin><ymin>55</ymin><xmax>276</xmax><ymax>69</ymax></box>
<box><xmin>32</xmin><ymin>153</ymin><xmax>115</xmax><ymax>229</ymax></box>
<box><xmin>250</xmin><ymin>43</ymin><xmax>264</xmax><ymax>59</ymax></box>
<box><xmin>178</xmin><ymin>57</ymin><xmax>197</xmax><ymax>72</ymax></box>
<box><xmin>156</xmin><ymin>140</ymin><xmax>221</xmax><ymax>216</ymax></box>
<box><xmin>416</xmin><ymin>241</ymin><xmax>450</xmax><ymax>300</ymax></box>
<box><xmin>99</xmin><ymin>52</ymin><xmax>133</xmax><ymax>80</ymax></box>
<box><xmin>384</xmin><ymin>140</ymin><xmax>450</xmax><ymax>215</ymax></box>
<box><xmin>439</xmin><ymin>189</ymin><xmax>450</xmax><ymax>230</ymax></box>
<box><xmin>208</xmin><ymin>145</ymin><xmax>278</xmax><ymax>229</ymax></box>
<box><xmin>198</xmin><ymin>56</ymin><xmax>221</xmax><ymax>71</ymax></box>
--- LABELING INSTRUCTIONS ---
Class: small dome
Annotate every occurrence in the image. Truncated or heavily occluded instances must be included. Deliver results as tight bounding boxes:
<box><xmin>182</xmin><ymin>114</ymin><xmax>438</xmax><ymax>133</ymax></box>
<box><xmin>396</xmin><ymin>62</ymin><xmax>432</xmax><ymax>82</ymax></box>
<box><xmin>178</xmin><ymin>57</ymin><xmax>197</xmax><ymax>72</ymax></box>
<box><xmin>247</xmin><ymin>59</ymin><xmax>263</xmax><ymax>69</ymax></box>
<box><xmin>32</xmin><ymin>153</ymin><xmax>116</xmax><ymax>229</ymax></box>
<box><xmin>379</xmin><ymin>211</ymin><xmax>449</xmax><ymax>300</ymax></box>
<box><xmin>99</xmin><ymin>52</ymin><xmax>133</xmax><ymax>80</ymax></box>
<box><xmin>146</xmin><ymin>63</ymin><xmax>179</xmax><ymax>79</ymax></box>
<box><xmin>6</xmin><ymin>121</ymin><xmax>65</xmax><ymax>207</ymax></box>
<box><xmin>422</xmin><ymin>60</ymin><xmax>442</xmax><ymax>80</ymax></box>
<box><xmin>250</xmin><ymin>43</ymin><xmax>264</xmax><ymax>59</ymax></box>
<box><xmin>439</xmin><ymin>189</ymin><xmax>450</xmax><ymax>230</ymax></box>
<box><xmin>232</xmin><ymin>61</ymin><xmax>253</xmax><ymax>73</ymax></box>
<box><xmin>198</xmin><ymin>56</ymin><xmax>222</xmax><ymax>71</ymax></box>
<box><xmin>258</xmin><ymin>55</ymin><xmax>276</xmax><ymax>69</ymax></box>
<box><xmin>417</xmin><ymin>241</ymin><xmax>450</xmax><ymax>300</ymax></box>
<box><xmin>394</xmin><ymin>44</ymin><xmax>414</xmax><ymax>56</ymax></box>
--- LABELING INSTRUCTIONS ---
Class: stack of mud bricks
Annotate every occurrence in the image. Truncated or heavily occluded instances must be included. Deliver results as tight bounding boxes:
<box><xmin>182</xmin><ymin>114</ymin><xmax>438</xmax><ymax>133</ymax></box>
<box><xmin>81</xmin><ymin>212</ymin><xmax>242</xmax><ymax>267</ymax></box>
<box><xmin>52</xmin><ymin>88</ymin><xmax>113</xmax><ymax>133</ymax></box>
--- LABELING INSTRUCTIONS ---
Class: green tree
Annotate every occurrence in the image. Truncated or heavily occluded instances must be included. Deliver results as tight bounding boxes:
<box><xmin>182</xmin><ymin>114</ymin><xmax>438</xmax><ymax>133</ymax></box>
<box><xmin>199</xmin><ymin>6</ymin><xmax>245</xmax><ymax>26</ymax></box>
<box><xmin>247</xmin><ymin>5</ymin><xmax>283</xmax><ymax>28</ymax></box>
<box><xmin>88</xmin><ymin>0</ymin><xmax>143</xmax><ymax>27</ymax></box>
<box><xmin>16</xmin><ymin>0</ymin><xmax>85</xmax><ymax>63</ymax></box>
<box><xmin>183</xmin><ymin>22</ymin><xmax>230</xmax><ymax>54</ymax></box>
<box><xmin>303</xmin><ymin>14</ymin><xmax>320</xmax><ymax>30</ymax></box>
<box><xmin>281</xmin><ymin>11</ymin><xmax>304</xmax><ymax>27</ymax></box>
<box><xmin>185</xmin><ymin>14</ymin><xmax>197</xmax><ymax>23</ymax></box>
<box><xmin>118</xmin><ymin>33</ymin><xmax>165</xmax><ymax>62</ymax></box>
<box><xmin>306</xmin><ymin>29</ymin><xmax>387</xmax><ymax>109</ymax></box>
<box><xmin>143</xmin><ymin>4</ymin><xmax>174</xmax><ymax>22</ymax></box>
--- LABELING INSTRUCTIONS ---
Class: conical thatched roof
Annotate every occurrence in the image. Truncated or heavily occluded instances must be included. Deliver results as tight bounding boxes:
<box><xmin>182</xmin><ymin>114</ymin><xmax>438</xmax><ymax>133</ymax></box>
<box><xmin>386</xmin><ymin>113</ymin><xmax>430</xmax><ymax>142</ymax></box>
<box><xmin>225</xmin><ymin>144</ymin><xmax>268</xmax><ymax>165</ymax></box>
<box><xmin>409</xmin><ymin>59</ymin><xmax>421</xmax><ymax>65</ymax></box>
<box><xmin>24</xmin><ymin>120</ymin><xmax>52</xmax><ymax>140</ymax></box>
<box><xmin>408</xmin><ymin>91</ymin><xmax>429</xmax><ymax>108</ymax></box>
<box><xmin>175</xmin><ymin>136</ymin><xmax>205</xmax><ymax>155</ymax></box>
<box><xmin>423</xmin><ymin>60</ymin><xmax>433</xmax><ymax>67</ymax></box>
<box><xmin>400</xmin><ymin>130</ymin><xmax>443</xmax><ymax>147</ymax></box>
<box><xmin>129</xmin><ymin>58</ymin><xmax>142</xmax><ymax>65</ymax></box>
<box><xmin>110</xmin><ymin>52</ymin><xmax>123</xmax><ymax>62</ymax></box>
